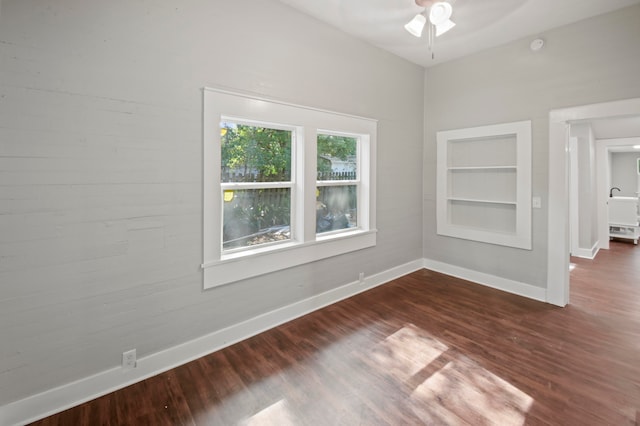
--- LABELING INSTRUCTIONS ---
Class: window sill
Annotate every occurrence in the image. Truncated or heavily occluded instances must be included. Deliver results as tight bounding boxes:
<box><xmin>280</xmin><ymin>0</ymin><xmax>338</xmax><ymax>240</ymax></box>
<box><xmin>202</xmin><ymin>229</ymin><xmax>377</xmax><ymax>289</ymax></box>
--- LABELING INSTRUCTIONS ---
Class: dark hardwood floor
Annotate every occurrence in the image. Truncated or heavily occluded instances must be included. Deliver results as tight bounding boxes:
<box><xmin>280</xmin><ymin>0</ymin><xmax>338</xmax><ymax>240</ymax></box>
<box><xmin>32</xmin><ymin>242</ymin><xmax>640</xmax><ymax>425</ymax></box>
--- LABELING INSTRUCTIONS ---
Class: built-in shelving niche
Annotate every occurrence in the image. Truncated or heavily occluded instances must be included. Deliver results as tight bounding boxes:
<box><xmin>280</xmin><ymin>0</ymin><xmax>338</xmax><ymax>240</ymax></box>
<box><xmin>436</xmin><ymin>120</ymin><xmax>532</xmax><ymax>250</ymax></box>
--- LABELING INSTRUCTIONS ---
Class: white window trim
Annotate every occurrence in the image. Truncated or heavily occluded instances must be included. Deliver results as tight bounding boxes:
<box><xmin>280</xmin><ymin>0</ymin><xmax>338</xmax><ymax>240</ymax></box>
<box><xmin>202</xmin><ymin>88</ymin><xmax>377</xmax><ymax>289</ymax></box>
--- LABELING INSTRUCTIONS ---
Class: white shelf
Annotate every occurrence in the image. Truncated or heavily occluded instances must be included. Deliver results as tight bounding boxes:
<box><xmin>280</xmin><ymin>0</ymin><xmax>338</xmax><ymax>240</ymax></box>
<box><xmin>448</xmin><ymin>167</ymin><xmax>516</xmax><ymax>201</ymax></box>
<box><xmin>448</xmin><ymin>166</ymin><xmax>516</xmax><ymax>171</ymax></box>
<box><xmin>609</xmin><ymin>224</ymin><xmax>639</xmax><ymax>244</ymax></box>
<box><xmin>447</xmin><ymin>197</ymin><xmax>517</xmax><ymax>205</ymax></box>
<box><xmin>437</xmin><ymin>120</ymin><xmax>532</xmax><ymax>250</ymax></box>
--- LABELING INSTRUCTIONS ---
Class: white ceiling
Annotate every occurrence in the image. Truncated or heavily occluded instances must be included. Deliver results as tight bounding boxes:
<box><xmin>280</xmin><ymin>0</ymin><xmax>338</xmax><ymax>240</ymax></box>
<box><xmin>590</xmin><ymin>116</ymin><xmax>640</xmax><ymax>152</ymax></box>
<box><xmin>277</xmin><ymin>0</ymin><xmax>640</xmax><ymax>68</ymax></box>
<box><xmin>570</xmin><ymin>116</ymin><xmax>640</xmax><ymax>152</ymax></box>
<box><xmin>590</xmin><ymin>116</ymin><xmax>640</xmax><ymax>140</ymax></box>
<box><xmin>278</xmin><ymin>0</ymin><xmax>640</xmax><ymax>146</ymax></box>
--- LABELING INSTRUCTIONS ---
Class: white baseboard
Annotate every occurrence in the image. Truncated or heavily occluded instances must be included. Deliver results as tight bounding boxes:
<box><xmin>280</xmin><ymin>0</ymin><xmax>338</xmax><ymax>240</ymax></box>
<box><xmin>422</xmin><ymin>258</ymin><xmax>547</xmax><ymax>303</ymax></box>
<box><xmin>0</xmin><ymin>259</ymin><xmax>424</xmax><ymax>426</ymax></box>
<box><xmin>571</xmin><ymin>242</ymin><xmax>599</xmax><ymax>260</ymax></box>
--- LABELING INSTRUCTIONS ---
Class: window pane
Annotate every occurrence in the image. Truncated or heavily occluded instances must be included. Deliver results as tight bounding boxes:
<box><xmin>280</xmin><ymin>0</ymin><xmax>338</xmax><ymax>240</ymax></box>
<box><xmin>221</xmin><ymin>122</ymin><xmax>292</xmax><ymax>183</ymax></box>
<box><xmin>317</xmin><ymin>134</ymin><xmax>357</xmax><ymax>181</ymax></box>
<box><xmin>316</xmin><ymin>185</ymin><xmax>357</xmax><ymax>234</ymax></box>
<box><xmin>223</xmin><ymin>188</ymin><xmax>291</xmax><ymax>249</ymax></box>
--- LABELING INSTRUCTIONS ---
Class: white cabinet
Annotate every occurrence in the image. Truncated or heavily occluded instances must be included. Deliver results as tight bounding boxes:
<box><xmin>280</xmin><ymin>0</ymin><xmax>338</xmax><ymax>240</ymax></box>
<box><xmin>436</xmin><ymin>121</ymin><xmax>532</xmax><ymax>249</ymax></box>
<box><xmin>608</xmin><ymin>197</ymin><xmax>639</xmax><ymax>244</ymax></box>
<box><xmin>608</xmin><ymin>197</ymin><xmax>639</xmax><ymax>225</ymax></box>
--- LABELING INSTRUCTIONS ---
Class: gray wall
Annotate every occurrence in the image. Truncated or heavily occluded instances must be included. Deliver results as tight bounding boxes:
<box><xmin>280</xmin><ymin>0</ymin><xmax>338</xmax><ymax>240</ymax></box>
<box><xmin>611</xmin><ymin>152</ymin><xmax>640</xmax><ymax>197</ymax></box>
<box><xmin>423</xmin><ymin>5</ymin><xmax>640</xmax><ymax>287</ymax></box>
<box><xmin>0</xmin><ymin>0</ymin><xmax>424</xmax><ymax>405</ymax></box>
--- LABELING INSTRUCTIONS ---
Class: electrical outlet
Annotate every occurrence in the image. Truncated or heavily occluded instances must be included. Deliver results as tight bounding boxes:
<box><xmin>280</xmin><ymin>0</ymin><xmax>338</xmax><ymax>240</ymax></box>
<box><xmin>122</xmin><ymin>349</ymin><xmax>136</xmax><ymax>370</ymax></box>
<box><xmin>358</xmin><ymin>272</ymin><xmax>365</xmax><ymax>282</ymax></box>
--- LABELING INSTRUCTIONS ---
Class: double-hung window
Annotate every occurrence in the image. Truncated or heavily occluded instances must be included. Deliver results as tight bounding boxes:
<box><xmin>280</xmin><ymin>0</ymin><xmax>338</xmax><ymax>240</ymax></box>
<box><xmin>316</xmin><ymin>133</ymin><xmax>359</xmax><ymax>235</ymax></box>
<box><xmin>202</xmin><ymin>88</ymin><xmax>377</xmax><ymax>289</ymax></box>
<box><xmin>220</xmin><ymin>121</ymin><xmax>294</xmax><ymax>250</ymax></box>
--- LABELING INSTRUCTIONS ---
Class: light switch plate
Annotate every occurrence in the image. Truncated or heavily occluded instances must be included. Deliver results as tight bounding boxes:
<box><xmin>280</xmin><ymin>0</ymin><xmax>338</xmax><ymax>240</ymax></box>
<box><xmin>532</xmin><ymin>196</ymin><xmax>542</xmax><ymax>209</ymax></box>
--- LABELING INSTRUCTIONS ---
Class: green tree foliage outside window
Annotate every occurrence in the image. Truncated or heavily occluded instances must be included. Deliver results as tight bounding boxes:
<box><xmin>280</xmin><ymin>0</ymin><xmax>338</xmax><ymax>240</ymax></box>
<box><xmin>316</xmin><ymin>134</ymin><xmax>357</xmax><ymax>176</ymax></box>
<box><xmin>221</xmin><ymin>123</ymin><xmax>292</xmax><ymax>182</ymax></box>
<box><xmin>220</xmin><ymin>124</ymin><xmax>357</xmax><ymax>181</ymax></box>
<box><xmin>220</xmin><ymin>123</ymin><xmax>358</xmax><ymax>248</ymax></box>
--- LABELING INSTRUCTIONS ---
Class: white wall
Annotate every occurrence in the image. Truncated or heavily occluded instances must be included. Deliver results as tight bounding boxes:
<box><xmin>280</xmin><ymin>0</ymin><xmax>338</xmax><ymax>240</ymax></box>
<box><xmin>0</xmin><ymin>0</ymin><xmax>424</xmax><ymax>407</ymax></box>
<box><xmin>611</xmin><ymin>152</ymin><xmax>640</xmax><ymax>197</ymax></box>
<box><xmin>570</xmin><ymin>123</ymin><xmax>598</xmax><ymax>252</ymax></box>
<box><xmin>589</xmin><ymin>130</ymin><xmax>600</xmax><ymax>249</ymax></box>
<box><xmin>423</xmin><ymin>4</ymin><xmax>640</xmax><ymax>288</ymax></box>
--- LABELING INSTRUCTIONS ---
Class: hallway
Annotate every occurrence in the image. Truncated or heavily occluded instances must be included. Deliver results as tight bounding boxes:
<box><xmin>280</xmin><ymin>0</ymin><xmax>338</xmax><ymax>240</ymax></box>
<box><xmin>571</xmin><ymin>240</ymin><xmax>640</xmax><ymax>324</ymax></box>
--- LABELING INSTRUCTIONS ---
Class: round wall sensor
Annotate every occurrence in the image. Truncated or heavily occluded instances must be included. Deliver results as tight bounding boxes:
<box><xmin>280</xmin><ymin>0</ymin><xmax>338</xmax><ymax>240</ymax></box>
<box><xmin>530</xmin><ymin>38</ymin><xmax>544</xmax><ymax>51</ymax></box>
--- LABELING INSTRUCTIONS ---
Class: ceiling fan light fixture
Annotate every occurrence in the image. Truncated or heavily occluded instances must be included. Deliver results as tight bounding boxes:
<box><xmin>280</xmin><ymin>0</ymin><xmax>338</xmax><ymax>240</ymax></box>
<box><xmin>428</xmin><ymin>2</ymin><xmax>453</xmax><ymax>26</ymax></box>
<box><xmin>405</xmin><ymin>13</ymin><xmax>427</xmax><ymax>37</ymax></box>
<box><xmin>435</xmin><ymin>19</ymin><xmax>456</xmax><ymax>37</ymax></box>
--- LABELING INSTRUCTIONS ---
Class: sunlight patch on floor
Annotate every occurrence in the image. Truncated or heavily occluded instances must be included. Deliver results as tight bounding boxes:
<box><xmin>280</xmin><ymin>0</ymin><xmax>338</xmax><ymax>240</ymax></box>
<box><xmin>242</xmin><ymin>399</ymin><xmax>297</xmax><ymax>426</ymax></box>
<box><xmin>365</xmin><ymin>323</ymin><xmax>449</xmax><ymax>381</ymax></box>
<box><xmin>410</xmin><ymin>359</ymin><xmax>534</xmax><ymax>425</ymax></box>
<box><xmin>570</xmin><ymin>263</ymin><xmax>577</xmax><ymax>271</ymax></box>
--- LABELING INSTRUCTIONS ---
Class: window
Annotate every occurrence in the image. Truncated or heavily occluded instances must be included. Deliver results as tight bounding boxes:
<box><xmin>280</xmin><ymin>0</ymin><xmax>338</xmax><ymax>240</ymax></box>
<box><xmin>316</xmin><ymin>133</ymin><xmax>359</xmax><ymax>235</ymax></box>
<box><xmin>220</xmin><ymin>121</ymin><xmax>293</xmax><ymax>251</ymax></box>
<box><xmin>203</xmin><ymin>88</ymin><xmax>377</xmax><ymax>289</ymax></box>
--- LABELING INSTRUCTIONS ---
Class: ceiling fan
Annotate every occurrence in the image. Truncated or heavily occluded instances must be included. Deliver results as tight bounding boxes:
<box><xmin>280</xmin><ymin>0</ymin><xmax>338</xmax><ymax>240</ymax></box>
<box><xmin>405</xmin><ymin>0</ymin><xmax>456</xmax><ymax>38</ymax></box>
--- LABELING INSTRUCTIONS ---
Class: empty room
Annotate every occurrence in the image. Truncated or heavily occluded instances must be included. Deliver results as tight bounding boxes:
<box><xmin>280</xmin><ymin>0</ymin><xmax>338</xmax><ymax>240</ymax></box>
<box><xmin>1</xmin><ymin>0</ymin><xmax>639</xmax><ymax>424</ymax></box>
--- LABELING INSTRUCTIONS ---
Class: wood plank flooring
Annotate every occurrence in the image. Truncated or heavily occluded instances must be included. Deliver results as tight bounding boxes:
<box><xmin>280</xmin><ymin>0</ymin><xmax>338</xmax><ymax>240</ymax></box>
<box><xmin>31</xmin><ymin>242</ymin><xmax>640</xmax><ymax>425</ymax></box>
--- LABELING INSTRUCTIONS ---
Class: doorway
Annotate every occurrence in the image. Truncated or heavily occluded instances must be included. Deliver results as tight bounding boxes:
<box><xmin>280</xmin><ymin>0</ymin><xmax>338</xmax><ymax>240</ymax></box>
<box><xmin>547</xmin><ymin>97</ymin><xmax>640</xmax><ymax>306</ymax></box>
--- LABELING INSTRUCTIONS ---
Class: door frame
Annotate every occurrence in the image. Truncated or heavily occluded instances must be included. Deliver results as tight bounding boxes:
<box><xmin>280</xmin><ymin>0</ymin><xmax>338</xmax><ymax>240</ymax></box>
<box><xmin>596</xmin><ymin>137</ymin><xmax>640</xmax><ymax>251</ymax></box>
<box><xmin>547</xmin><ymin>97</ymin><xmax>640</xmax><ymax>307</ymax></box>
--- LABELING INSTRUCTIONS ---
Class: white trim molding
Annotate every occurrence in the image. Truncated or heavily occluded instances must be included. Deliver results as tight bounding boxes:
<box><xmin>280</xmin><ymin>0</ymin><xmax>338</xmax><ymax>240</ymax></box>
<box><xmin>571</xmin><ymin>242</ymin><xmax>600</xmax><ymax>260</ymax></box>
<box><xmin>0</xmin><ymin>259</ymin><xmax>424</xmax><ymax>426</ymax></box>
<box><xmin>423</xmin><ymin>258</ymin><xmax>547</xmax><ymax>302</ymax></box>
<box><xmin>202</xmin><ymin>87</ymin><xmax>378</xmax><ymax>289</ymax></box>
<box><xmin>436</xmin><ymin>120</ymin><xmax>532</xmax><ymax>250</ymax></box>
<box><xmin>548</xmin><ymin>97</ymin><xmax>640</xmax><ymax>307</ymax></box>
<box><xmin>596</xmin><ymin>137</ymin><xmax>640</xmax><ymax>252</ymax></box>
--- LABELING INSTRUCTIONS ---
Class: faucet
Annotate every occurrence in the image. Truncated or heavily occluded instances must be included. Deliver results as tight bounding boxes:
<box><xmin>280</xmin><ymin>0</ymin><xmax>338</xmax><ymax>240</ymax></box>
<box><xmin>610</xmin><ymin>187</ymin><xmax>621</xmax><ymax>197</ymax></box>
